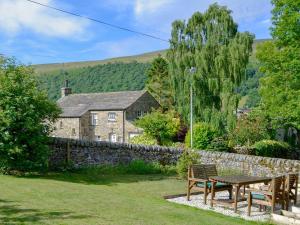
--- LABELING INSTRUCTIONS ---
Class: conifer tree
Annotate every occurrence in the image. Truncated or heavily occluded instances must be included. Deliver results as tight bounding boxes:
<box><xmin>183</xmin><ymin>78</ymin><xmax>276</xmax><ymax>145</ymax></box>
<box><xmin>146</xmin><ymin>55</ymin><xmax>172</xmax><ymax>109</ymax></box>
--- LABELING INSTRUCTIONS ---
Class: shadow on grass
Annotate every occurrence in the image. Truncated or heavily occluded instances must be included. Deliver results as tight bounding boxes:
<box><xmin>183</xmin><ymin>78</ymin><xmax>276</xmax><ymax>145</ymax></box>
<box><xmin>15</xmin><ymin>170</ymin><xmax>175</xmax><ymax>186</ymax></box>
<box><xmin>0</xmin><ymin>199</ymin><xmax>89</xmax><ymax>224</ymax></box>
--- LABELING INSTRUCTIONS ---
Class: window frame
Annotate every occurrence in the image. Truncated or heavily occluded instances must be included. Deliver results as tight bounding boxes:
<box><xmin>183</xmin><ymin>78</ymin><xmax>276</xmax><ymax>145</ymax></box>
<box><xmin>91</xmin><ymin>113</ymin><xmax>98</xmax><ymax>126</ymax></box>
<box><xmin>108</xmin><ymin>112</ymin><xmax>116</xmax><ymax>122</ymax></box>
<box><xmin>109</xmin><ymin>133</ymin><xmax>117</xmax><ymax>143</ymax></box>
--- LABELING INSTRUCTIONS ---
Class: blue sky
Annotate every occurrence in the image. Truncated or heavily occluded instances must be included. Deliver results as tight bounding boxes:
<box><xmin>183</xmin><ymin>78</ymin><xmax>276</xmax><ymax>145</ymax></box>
<box><xmin>0</xmin><ymin>0</ymin><xmax>273</xmax><ymax>64</ymax></box>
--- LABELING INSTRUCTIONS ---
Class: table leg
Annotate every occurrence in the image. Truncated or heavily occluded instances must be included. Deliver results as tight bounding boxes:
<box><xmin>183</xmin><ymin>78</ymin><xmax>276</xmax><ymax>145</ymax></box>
<box><xmin>210</xmin><ymin>181</ymin><xmax>216</xmax><ymax>208</ymax></box>
<box><xmin>234</xmin><ymin>185</ymin><xmax>240</xmax><ymax>213</ymax></box>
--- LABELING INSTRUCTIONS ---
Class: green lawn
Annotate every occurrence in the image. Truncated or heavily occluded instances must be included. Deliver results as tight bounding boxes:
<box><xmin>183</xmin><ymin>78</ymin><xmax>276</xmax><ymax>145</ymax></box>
<box><xmin>0</xmin><ymin>171</ymin><xmax>269</xmax><ymax>225</ymax></box>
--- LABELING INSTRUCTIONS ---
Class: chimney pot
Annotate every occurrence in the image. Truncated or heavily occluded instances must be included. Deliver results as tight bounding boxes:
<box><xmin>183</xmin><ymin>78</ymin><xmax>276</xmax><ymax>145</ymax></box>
<box><xmin>61</xmin><ymin>80</ymin><xmax>72</xmax><ymax>98</ymax></box>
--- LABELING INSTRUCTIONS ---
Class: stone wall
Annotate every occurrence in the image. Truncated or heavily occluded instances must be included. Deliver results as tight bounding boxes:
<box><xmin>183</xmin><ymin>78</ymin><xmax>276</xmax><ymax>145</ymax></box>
<box><xmin>49</xmin><ymin>137</ymin><xmax>300</xmax><ymax>177</ymax></box>
<box><xmin>49</xmin><ymin>137</ymin><xmax>182</xmax><ymax>168</ymax></box>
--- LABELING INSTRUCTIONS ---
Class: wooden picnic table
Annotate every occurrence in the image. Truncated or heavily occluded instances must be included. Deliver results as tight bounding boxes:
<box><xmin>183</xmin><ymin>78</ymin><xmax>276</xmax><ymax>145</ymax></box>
<box><xmin>209</xmin><ymin>175</ymin><xmax>272</xmax><ymax>213</ymax></box>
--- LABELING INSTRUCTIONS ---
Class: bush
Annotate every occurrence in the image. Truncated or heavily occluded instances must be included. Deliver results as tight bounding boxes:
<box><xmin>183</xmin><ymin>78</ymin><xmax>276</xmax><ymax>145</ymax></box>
<box><xmin>185</xmin><ymin>122</ymin><xmax>217</xmax><ymax>149</ymax></box>
<box><xmin>0</xmin><ymin>58</ymin><xmax>61</xmax><ymax>172</ymax></box>
<box><xmin>252</xmin><ymin>140</ymin><xmax>292</xmax><ymax>158</ymax></box>
<box><xmin>176</xmin><ymin>150</ymin><xmax>200</xmax><ymax>179</ymax></box>
<box><xmin>228</xmin><ymin>109</ymin><xmax>273</xmax><ymax>147</ymax></box>
<box><xmin>135</xmin><ymin>110</ymin><xmax>180</xmax><ymax>146</ymax></box>
<box><xmin>130</xmin><ymin>134</ymin><xmax>157</xmax><ymax>145</ymax></box>
<box><xmin>208</xmin><ymin>136</ymin><xmax>231</xmax><ymax>152</ymax></box>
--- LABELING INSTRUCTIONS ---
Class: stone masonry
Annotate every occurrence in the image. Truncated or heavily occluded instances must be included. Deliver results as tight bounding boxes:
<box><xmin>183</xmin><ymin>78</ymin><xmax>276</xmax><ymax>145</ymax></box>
<box><xmin>52</xmin><ymin>88</ymin><xmax>160</xmax><ymax>143</ymax></box>
<box><xmin>49</xmin><ymin>137</ymin><xmax>300</xmax><ymax>177</ymax></box>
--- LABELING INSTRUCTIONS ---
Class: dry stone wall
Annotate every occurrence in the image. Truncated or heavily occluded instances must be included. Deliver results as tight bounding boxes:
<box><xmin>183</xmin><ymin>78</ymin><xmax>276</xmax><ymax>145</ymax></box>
<box><xmin>49</xmin><ymin>137</ymin><xmax>300</xmax><ymax>177</ymax></box>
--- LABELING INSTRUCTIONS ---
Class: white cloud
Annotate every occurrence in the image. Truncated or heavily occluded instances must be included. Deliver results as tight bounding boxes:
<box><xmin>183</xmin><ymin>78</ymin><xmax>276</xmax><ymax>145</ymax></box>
<box><xmin>134</xmin><ymin>0</ymin><xmax>172</xmax><ymax>15</ymax></box>
<box><xmin>129</xmin><ymin>0</ymin><xmax>271</xmax><ymax>37</ymax></box>
<box><xmin>0</xmin><ymin>0</ymin><xmax>89</xmax><ymax>39</ymax></box>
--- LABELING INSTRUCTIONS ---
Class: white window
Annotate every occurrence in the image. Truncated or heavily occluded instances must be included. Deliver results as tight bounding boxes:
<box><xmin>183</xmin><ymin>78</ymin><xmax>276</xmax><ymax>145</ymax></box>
<box><xmin>108</xmin><ymin>112</ymin><xmax>116</xmax><ymax>121</ymax></box>
<box><xmin>71</xmin><ymin>128</ymin><xmax>76</xmax><ymax>136</ymax></box>
<box><xmin>95</xmin><ymin>136</ymin><xmax>101</xmax><ymax>142</ymax></box>
<box><xmin>109</xmin><ymin>133</ymin><xmax>117</xmax><ymax>143</ymax></box>
<box><xmin>59</xmin><ymin>121</ymin><xmax>63</xmax><ymax>129</ymax></box>
<box><xmin>91</xmin><ymin>113</ymin><xmax>98</xmax><ymax>125</ymax></box>
<box><xmin>129</xmin><ymin>133</ymin><xmax>140</xmax><ymax>140</ymax></box>
<box><xmin>137</xmin><ymin>110</ymin><xmax>142</xmax><ymax>117</ymax></box>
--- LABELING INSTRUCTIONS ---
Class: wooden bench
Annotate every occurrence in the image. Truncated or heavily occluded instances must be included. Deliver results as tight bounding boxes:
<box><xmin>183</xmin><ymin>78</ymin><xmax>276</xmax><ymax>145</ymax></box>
<box><xmin>187</xmin><ymin>164</ymin><xmax>233</xmax><ymax>204</ymax></box>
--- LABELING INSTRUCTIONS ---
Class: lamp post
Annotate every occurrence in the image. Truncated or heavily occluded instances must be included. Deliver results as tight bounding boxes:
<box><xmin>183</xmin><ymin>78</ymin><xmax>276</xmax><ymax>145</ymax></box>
<box><xmin>189</xmin><ymin>67</ymin><xmax>196</xmax><ymax>149</ymax></box>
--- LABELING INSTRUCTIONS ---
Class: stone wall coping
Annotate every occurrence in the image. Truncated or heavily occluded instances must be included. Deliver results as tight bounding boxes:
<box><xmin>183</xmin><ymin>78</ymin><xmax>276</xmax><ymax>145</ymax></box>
<box><xmin>49</xmin><ymin>137</ymin><xmax>300</xmax><ymax>165</ymax></box>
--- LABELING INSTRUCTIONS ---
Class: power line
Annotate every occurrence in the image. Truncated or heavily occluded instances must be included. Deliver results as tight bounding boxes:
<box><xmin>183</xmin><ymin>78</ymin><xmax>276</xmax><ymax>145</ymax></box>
<box><xmin>24</xmin><ymin>0</ymin><xmax>169</xmax><ymax>43</ymax></box>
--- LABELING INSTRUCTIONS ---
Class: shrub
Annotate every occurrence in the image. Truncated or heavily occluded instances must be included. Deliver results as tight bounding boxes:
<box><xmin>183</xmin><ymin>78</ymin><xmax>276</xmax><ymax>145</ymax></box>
<box><xmin>252</xmin><ymin>140</ymin><xmax>292</xmax><ymax>158</ymax></box>
<box><xmin>176</xmin><ymin>150</ymin><xmax>200</xmax><ymax>179</ymax></box>
<box><xmin>228</xmin><ymin>109</ymin><xmax>274</xmax><ymax>147</ymax></box>
<box><xmin>130</xmin><ymin>134</ymin><xmax>157</xmax><ymax>145</ymax></box>
<box><xmin>208</xmin><ymin>136</ymin><xmax>231</xmax><ymax>152</ymax></box>
<box><xmin>185</xmin><ymin>122</ymin><xmax>217</xmax><ymax>149</ymax></box>
<box><xmin>135</xmin><ymin>110</ymin><xmax>180</xmax><ymax>146</ymax></box>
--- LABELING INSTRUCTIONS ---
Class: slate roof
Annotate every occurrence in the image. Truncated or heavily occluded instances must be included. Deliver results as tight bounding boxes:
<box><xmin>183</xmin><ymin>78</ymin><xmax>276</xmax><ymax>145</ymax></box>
<box><xmin>57</xmin><ymin>90</ymin><xmax>147</xmax><ymax>118</ymax></box>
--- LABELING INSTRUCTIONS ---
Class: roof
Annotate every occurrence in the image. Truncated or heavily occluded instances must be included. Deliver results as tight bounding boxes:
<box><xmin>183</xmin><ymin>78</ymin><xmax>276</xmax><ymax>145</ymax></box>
<box><xmin>57</xmin><ymin>90</ymin><xmax>147</xmax><ymax>117</ymax></box>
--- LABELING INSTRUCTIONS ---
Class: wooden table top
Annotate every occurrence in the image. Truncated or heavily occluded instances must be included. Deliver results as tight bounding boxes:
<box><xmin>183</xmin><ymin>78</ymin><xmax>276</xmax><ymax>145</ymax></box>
<box><xmin>209</xmin><ymin>175</ymin><xmax>271</xmax><ymax>186</ymax></box>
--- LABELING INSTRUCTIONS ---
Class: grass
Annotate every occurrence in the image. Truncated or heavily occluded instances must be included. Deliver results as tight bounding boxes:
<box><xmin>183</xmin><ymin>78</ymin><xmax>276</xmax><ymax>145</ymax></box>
<box><xmin>0</xmin><ymin>168</ymin><xmax>270</xmax><ymax>225</ymax></box>
<box><xmin>33</xmin><ymin>49</ymin><xmax>167</xmax><ymax>73</ymax></box>
<box><xmin>33</xmin><ymin>39</ymin><xmax>271</xmax><ymax>74</ymax></box>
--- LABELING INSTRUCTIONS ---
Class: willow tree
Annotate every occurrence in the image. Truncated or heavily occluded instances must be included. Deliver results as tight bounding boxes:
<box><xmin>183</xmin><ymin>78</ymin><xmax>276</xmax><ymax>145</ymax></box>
<box><xmin>167</xmin><ymin>4</ymin><xmax>254</xmax><ymax>132</ymax></box>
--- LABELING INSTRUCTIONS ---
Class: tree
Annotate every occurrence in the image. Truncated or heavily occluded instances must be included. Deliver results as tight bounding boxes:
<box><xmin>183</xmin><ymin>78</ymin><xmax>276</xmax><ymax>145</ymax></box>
<box><xmin>228</xmin><ymin>109</ymin><xmax>274</xmax><ymax>147</ymax></box>
<box><xmin>135</xmin><ymin>110</ymin><xmax>180</xmax><ymax>146</ymax></box>
<box><xmin>0</xmin><ymin>58</ymin><xmax>61</xmax><ymax>171</ymax></box>
<box><xmin>167</xmin><ymin>3</ymin><xmax>254</xmax><ymax>132</ymax></box>
<box><xmin>256</xmin><ymin>0</ymin><xmax>300</xmax><ymax>133</ymax></box>
<box><xmin>146</xmin><ymin>56</ymin><xmax>172</xmax><ymax>110</ymax></box>
<box><xmin>271</xmin><ymin>0</ymin><xmax>300</xmax><ymax>48</ymax></box>
<box><xmin>185</xmin><ymin>122</ymin><xmax>217</xmax><ymax>150</ymax></box>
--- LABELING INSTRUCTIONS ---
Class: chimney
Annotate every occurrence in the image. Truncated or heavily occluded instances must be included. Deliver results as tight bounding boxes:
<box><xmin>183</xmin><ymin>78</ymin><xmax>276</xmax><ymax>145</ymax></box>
<box><xmin>61</xmin><ymin>80</ymin><xmax>72</xmax><ymax>98</ymax></box>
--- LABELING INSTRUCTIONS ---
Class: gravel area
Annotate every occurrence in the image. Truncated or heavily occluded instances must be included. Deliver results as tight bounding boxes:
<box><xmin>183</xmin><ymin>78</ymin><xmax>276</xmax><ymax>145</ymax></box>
<box><xmin>166</xmin><ymin>191</ymin><xmax>271</xmax><ymax>222</ymax></box>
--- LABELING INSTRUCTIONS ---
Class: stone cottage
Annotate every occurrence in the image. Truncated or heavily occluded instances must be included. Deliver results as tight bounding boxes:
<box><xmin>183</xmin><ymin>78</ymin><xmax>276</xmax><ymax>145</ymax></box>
<box><xmin>52</xmin><ymin>81</ymin><xmax>160</xmax><ymax>143</ymax></box>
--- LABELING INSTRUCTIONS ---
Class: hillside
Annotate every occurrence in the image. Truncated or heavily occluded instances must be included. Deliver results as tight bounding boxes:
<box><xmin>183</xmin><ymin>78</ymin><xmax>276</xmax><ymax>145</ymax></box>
<box><xmin>37</xmin><ymin>62</ymin><xmax>150</xmax><ymax>100</ymax></box>
<box><xmin>34</xmin><ymin>50</ymin><xmax>166</xmax><ymax>74</ymax></box>
<box><xmin>33</xmin><ymin>39</ymin><xmax>269</xmax><ymax>74</ymax></box>
<box><xmin>36</xmin><ymin>39</ymin><xmax>270</xmax><ymax>105</ymax></box>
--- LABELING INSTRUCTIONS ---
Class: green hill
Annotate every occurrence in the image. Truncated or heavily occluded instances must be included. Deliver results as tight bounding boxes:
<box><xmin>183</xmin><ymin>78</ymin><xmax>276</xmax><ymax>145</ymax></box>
<box><xmin>35</xmin><ymin>39</ymin><xmax>270</xmax><ymax>105</ymax></box>
<box><xmin>37</xmin><ymin>61</ymin><xmax>150</xmax><ymax>100</ymax></box>
<box><xmin>34</xmin><ymin>50</ymin><xmax>166</xmax><ymax>74</ymax></box>
<box><xmin>33</xmin><ymin>39</ymin><xmax>269</xmax><ymax>74</ymax></box>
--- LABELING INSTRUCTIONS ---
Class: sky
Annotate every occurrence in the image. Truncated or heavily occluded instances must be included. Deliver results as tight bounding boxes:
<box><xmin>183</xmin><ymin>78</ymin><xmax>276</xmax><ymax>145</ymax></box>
<box><xmin>0</xmin><ymin>0</ymin><xmax>273</xmax><ymax>64</ymax></box>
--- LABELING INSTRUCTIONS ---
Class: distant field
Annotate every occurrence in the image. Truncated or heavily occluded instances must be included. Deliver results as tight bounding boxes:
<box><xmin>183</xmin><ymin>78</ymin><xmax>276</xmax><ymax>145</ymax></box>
<box><xmin>33</xmin><ymin>50</ymin><xmax>167</xmax><ymax>73</ymax></box>
<box><xmin>33</xmin><ymin>39</ymin><xmax>271</xmax><ymax>74</ymax></box>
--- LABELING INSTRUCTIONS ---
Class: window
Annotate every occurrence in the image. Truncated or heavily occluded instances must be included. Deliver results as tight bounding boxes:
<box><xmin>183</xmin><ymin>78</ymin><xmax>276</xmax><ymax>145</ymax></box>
<box><xmin>108</xmin><ymin>112</ymin><xmax>116</xmax><ymax>121</ymax></box>
<box><xmin>95</xmin><ymin>136</ymin><xmax>101</xmax><ymax>142</ymax></box>
<box><xmin>109</xmin><ymin>133</ymin><xmax>117</xmax><ymax>143</ymax></box>
<box><xmin>71</xmin><ymin>128</ymin><xmax>76</xmax><ymax>136</ymax></box>
<box><xmin>129</xmin><ymin>132</ymin><xmax>140</xmax><ymax>141</ymax></box>
<box><xmin>59</xmin><ymin>121</ymin><xmax>63</xmax><ymax>129</ymax></box>
<box><xmin>91</xmin><ymin>113</ymin><xmax>98</xmax><ymax>125</ymax></box>
<box><xmin>137</xmin><ymin>110</ymin><xmax>142</xmax><ymax>117</ymax></box>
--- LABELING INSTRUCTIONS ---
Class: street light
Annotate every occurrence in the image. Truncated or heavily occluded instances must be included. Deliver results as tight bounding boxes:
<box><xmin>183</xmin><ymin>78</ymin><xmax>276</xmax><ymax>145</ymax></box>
<box><xmin>189</xmin><ymin>67</ymin><xmax>196</xmax><ymax>149</ymax></box>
